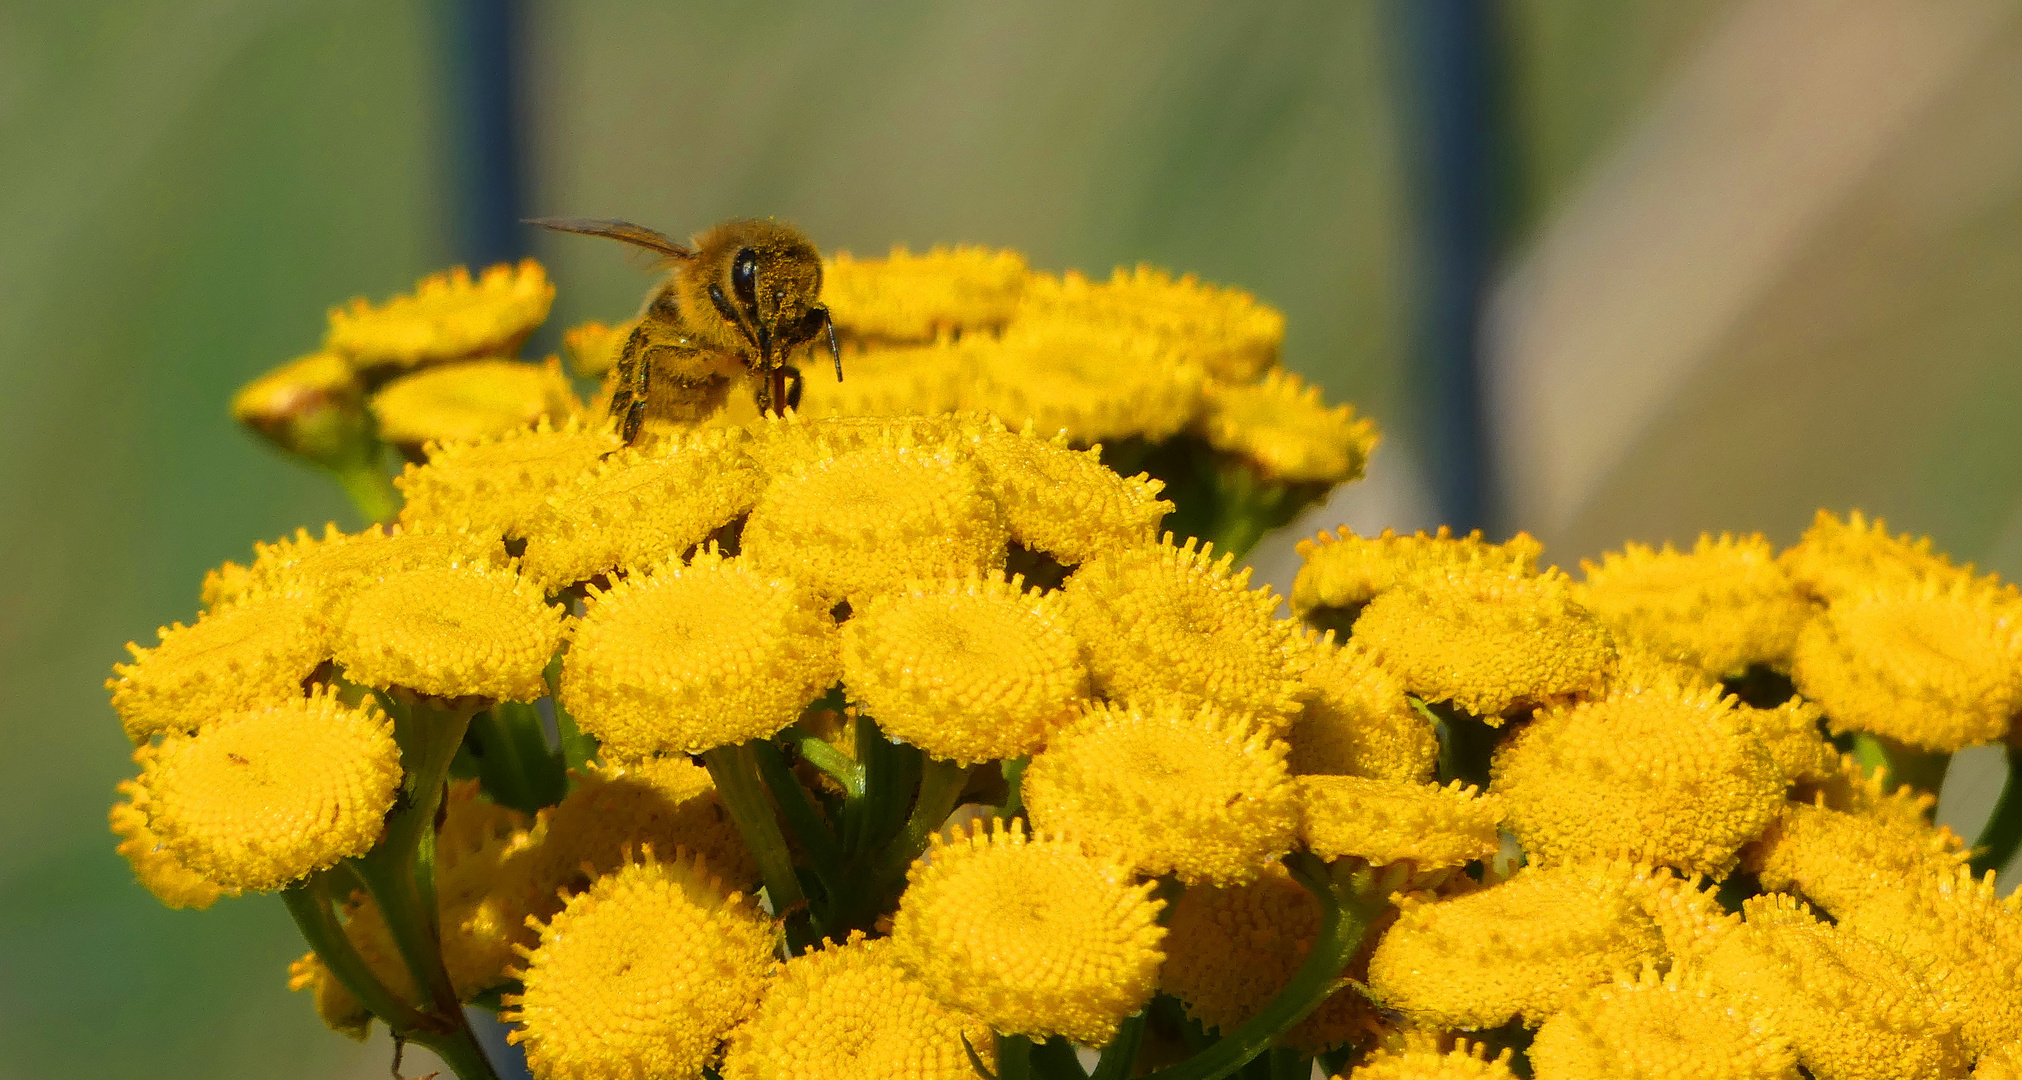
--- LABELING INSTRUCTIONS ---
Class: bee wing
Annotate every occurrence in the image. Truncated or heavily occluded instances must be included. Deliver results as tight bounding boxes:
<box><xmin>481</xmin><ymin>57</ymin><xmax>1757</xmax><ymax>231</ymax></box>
<box><xmin>523</xmin><ymin>217</ymin><xmax>696</xmax><ymax>262</ymax></box>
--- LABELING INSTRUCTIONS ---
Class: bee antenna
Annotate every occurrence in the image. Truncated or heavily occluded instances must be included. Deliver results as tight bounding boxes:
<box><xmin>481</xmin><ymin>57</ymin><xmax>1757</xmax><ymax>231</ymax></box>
<box><xmin>824</xmin><ymin>309</ymin><xmax>842</xmax><ymax>382</ymax></box>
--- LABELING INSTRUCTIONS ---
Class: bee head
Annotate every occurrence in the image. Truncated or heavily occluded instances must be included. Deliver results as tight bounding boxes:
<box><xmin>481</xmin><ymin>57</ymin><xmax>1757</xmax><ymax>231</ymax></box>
<box><xmin>693</xmin><ymin>219</ymin><xmax>829</xmax><ymax>372</ymax></box>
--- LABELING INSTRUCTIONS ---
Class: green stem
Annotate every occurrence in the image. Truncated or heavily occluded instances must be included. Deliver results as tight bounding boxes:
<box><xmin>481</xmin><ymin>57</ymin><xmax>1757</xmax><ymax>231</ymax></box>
<box><xmin>329</xmin><ymin>452</ymin><xmax>400</xmax><ymax>524</ymax></box>
<box><xmin>1971</xmin><ymin>744</ymin><xmax>2022</xmax><ymax>878</ymax></box>
<box><xmin>406</xmin><ymin>1024</ymin><xmax>505</xmax><ymax>1080</ymax></box>
<box><xmin>996</xmin><ymin>1034</ymin><xmax>1033</xmax><ymax>1080</ymax></box>
<box><xmin>750</xmin><ymin>739</ymin><xmax>846</xmax><ymax>904</ymax></box>
<box><xmin>1031</xmin><ymin>1036</ymin><xmax>1089</xmax><ymax>1080</ymax></box>
<box><xmin>280</xmin><ymin>872</ymin><xmax>433</xmax><ymax>1033</ymax></box>
<box><xmin>1138</xmin><ymin>854</ymin><xmax>1383</xmax><ymax>1080</ymax></box>
<box><xmin>996</xmin><ymin>756</ymin><xmax>1028</xmax><ymax>822</ymax></box>
<box><xmin>466</xmin><ymin>703</ymin><xmax>567</xmax><ymax>813</ymax></box>
<box><xmin>1850</xmin><ymin>733</ymin><xmax>1951</xmax><ymax>794</ymax></box>
<box><xmin>1089</xmin><ymin>1011</ymin><xmax>1146</xmax><ymax>1080</ymax></box>
<box><xmin>875</xmin><ymin>758</ymin><xmax>974</xmax><ymax>884</ymax></box>
<box><xmin>786</xmin><ymin>723</ymin><xmax>864</xmax><ymax>799</ymax></box>
<box><xmin>702</xmin><ymin>743</ymin><xmax>808</xmax><ymax>920</ymax></box>
<box><xmin>1264</xmin><ymin>1047</ymin><xmax>1307</xmax><ymax>1080</ymax></box>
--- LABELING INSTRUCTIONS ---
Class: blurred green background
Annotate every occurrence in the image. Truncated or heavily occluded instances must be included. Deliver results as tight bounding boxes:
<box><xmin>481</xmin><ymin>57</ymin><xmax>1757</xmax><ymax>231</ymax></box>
<box><xmin>4</xmin><ymin>2</ymin><xmax>2020</xmax><ymax>1076</ymax></box>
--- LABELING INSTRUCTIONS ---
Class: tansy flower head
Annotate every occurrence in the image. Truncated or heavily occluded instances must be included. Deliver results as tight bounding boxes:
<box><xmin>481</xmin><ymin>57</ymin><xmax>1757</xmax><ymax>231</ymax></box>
<box><xmin>1287</xmin><ymin>637</ymin><xmax>1438</xmax><ymax>782</ymax></box>
<box><xmin>1160</xmin><ymin>861</ymin><xmax>1376</xmax><ymax>1052</ymax></box>
<box><xmin>1735</xmin><ymin>696</ymin><xmax>1838</xmax><ymax>785</ymax></box>
<box><xmin>1290</xmin><ymin>527</ymin><xmax>1543</xmax><ymax>622</ymax></box>
<box><xmin>1977</xmin><ymin>1045</ymin><xmax>2022</xmax><ymax>1080</ymax></box>
<box><xmin>1836</xmin><ymin>864</ymin><xmax>2022</xmax><ymax>1055</ymax></box>
<box><xmin>333</xmin><ymin>562</ymin><xmax>565</xmax><ymax>701</ymax></box>
<box><xmin>1791</xmin><ymin>577</ymin><xmax>2022</xmax><ymax>752</ymax></box>
<box><xmin>536</xmin><ymin>756</ymin><xmax>755</xmax><ymax>894</ymax></box>
<box><xmin>958</xmin><ymin>319</ymin><xmax>1205</xmax><ymax>444</ymax></box>
<box><xmin>1364</xmin><ymin>862</ymin><xmax>1668</xmax><ymax>1029</ymax></box>
<box><xmin>1198</xmin><ymin>370</ymin><xmax>1378</xmax><ymax>485</ymax></box>
<box><xmin>230</xmin><ymin>351</ymin><xmax>372</xmax><ymax>465</ymax></box>
<box><xmin>1020</xmin><ymin>264</ymin><xmax>1283</xmax><ymax>383</ymax></box>
<box><xmin>1743</xmin><ymin>800</ymin><xmax>1968</xmax><ymax>926</ymax></box>
<box><xmin>505</xmin><ymin>847</ymin><xmax>775</xmax><ymax>1080</ymax></box>
<box><xmin>109</xmin><ymin>773</ymin><xmax>235</xmax><ymax>909</ymax></box>
<box><xmin>562</xmin><ymin>318</ymin><xmax>633</xmax><ymax>378</ymax></box>
<box><xmin>1348</xmin><ymin>1034</ymin><xmax>1518</xmax><ymax>1080</ymax></box>
<box><xmin>1779</xmin><ymin>508</ymin><xmax>1973</xmax><ymax>602</ymax></box>
<box><xmin>1023</xmin><ymin>701</ymin><xmax>1299</xmax><ymax>885</ymax></box>
<box><xmin>369</xmin><ymin>357</ymin><xmax>581</xmax><ymax>454</ymax></box>
<box><xmin>1297</xmin><ymin>776</ymin><xmax>1503</xmax><ymax>871</ymax></box>
<box><xmin>1577</xmin><ymin>533</ymin><xmax>1813</xmax><ymax>678</ymax></box>
<box><xmin>139</xmin><ymin>690</ymin><xmax>401</xmax><ymax>892</ymax></box>
<box><xmin>1063</xmin><ymin>535</ymin><xmax>1312</xmax><ymax>725</ymax></box>
<box><xmin>232</xmin><ymin>522</ymin><xmax>505</xmax><ymax>613</ymax></box>
<box><xmin>1353</xmin><ymin>566</ymin><xmax>1616</xmax><ymax>721</ymax></box>
<box><xmin>721</xmin><ymin>932</ymin><xmax>995</xmax><ymax>1080</ymax></box>
<box><xmin>108</xmin><ymin>589</ymin><xmax>330</xmax><ymax>742</ymax></box>
<box><xmin>396</xmin><ymin>418</ymin><xmax>622</xmax><ymax>538</ymax></box>
<box><xmin>561</xmin><ymin>549</ymin><xmax>841</xmax><ymax>757</ymax></box>
<box><xmin>841</xmin><ymin>574</ymin><xmax>1089</xmax><ymax>765</ymax></box>
<box><xmin>325</xmin><ymin>259</ymin><xmax>554</xmax><ymax>372</ymax></box>
<box><xmin>824</xmin><ymin>245</ymin><xmax>1029</xmax><ymax>342</ymax></box>
<box><xmin>956</xmin><ymin>419</ymin><xmax>1171</xmax><ymax>566</ymax></box>
<box><xmin>1490</xmin><ymin>683</ymin><xmax>1783</xmax><ymax>877</ymax></box>
<box><xmin>795</xmin><ymin>339</ymin><xmax>968</xmax><ymax>419</ymax></box>
<box><xmin>1528</xmin><ymin>968</ymin><xmax>1798</xmax><ymax>1080</ymax></box>
<box><xmin>889</xmin><ymin>819</ymin><xmax>1166</xmax><ymax>1046</ymax></box>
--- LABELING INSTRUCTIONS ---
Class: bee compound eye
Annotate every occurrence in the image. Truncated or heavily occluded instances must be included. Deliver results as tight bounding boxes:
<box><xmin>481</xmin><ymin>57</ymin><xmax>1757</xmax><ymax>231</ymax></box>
<box><xmin>731</xmin><ymin>247</ymin><xmax>759</xmax><ymax>309</ymax></box>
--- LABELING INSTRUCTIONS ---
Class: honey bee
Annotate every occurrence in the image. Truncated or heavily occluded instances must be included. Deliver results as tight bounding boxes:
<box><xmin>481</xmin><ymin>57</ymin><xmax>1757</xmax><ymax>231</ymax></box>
<box><xmin>528</xmin><ymin>217</ymin><xmax>842</xmax><ymax>442</ymax></box>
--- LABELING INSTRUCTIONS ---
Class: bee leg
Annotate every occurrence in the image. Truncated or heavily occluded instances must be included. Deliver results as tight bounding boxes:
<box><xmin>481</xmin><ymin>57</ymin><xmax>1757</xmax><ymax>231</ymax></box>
<box><xmin>781</xmin><ymin>365</ymin><xmax>804</xmax><ymax>411</ymax></box>
<box><xmin>610</xmin><ymin>325</ymin><xmax>655</xmax><ymax>444</ymax></box>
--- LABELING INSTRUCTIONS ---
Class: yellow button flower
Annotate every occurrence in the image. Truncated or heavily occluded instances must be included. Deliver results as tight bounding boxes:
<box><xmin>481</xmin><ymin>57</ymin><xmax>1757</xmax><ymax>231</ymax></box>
<box><xmin>333</xmin><ymin>562</ymin><xmax>565</xmax><ymax>701</ymax></box>
<box><xmin>1736</xmin><ymin>696</ymin><xmax>1838</xmax><ymax>785</ymax></box>
<box><xmin>325</xmin><ymin>259</ymin><xmax>554</xmax><ymax>371</ymax></box>
<box><xmin>1290</xmin><ymin>527</ymin><xmax>1543</xmax><ymax>621</ymax></box>
<box><xmin>795</xmin><ymin>339</ymin><xmax>968</xmax><ymax>419</ymax></box>
<box><xmin>370</xmin><ymin>357</ymin><xmax>581</xmax><ymax>454</ymax></box>
<box><xmin>1791</xmin><ymin>578</ymin><xmax>2022</xmax><ymax>752</ymax></box>
<box><xmin>721</xmin><ymin>932</ymin><xmax>995</xmax><ymax>1080</ymax></box>
<box><xmin>561</xmin><ymin>549</ymin><xmax>842</xmax><ymax>756</ymax></box>
<box><xmin>536</xmin><ymin>756</ymin><xmax>755</xmax><ymax>893</ymax></box>
<box><xmin>505</xmin><ymin>848</ymin><xmax>776</xmax><ymax>1080</ymax></box>
<box><xmin>1490</xmin><ymin>684</ymin><xmax>1783</xmax><ymax>877</ymax></box>
<box><xmin>1297</xmin><ymin>776</ymin><xmax>1503</xmax><ymax>871</ymax></box>
<box><xmin>1835</xmin><ymin>864</ymin><xmax>2022</xmax><ymax>1056</ymax></box>
<box><xmin>563</xmin><ymin>318</ymin><xmax>633</xmax><ymax>379</ymax></box>
<box><xmin>1199</xmin><ymin>370</ymin><xmax>1379</xmax><ymax>485</ymax></box>
<box><xmin>1744</xmin><ymin>800</ymin><xmax>1969</xmax><ymax>927</ymax></box>
<box><xmin>1779</xmin><ymin>508</ymin><xmax>1973</xmax><ymax>602</ymax></box>
<box><xmin>957</xmin><ymin>420</ymin><xmax>1172</xmax><ymax>566</ymax></box>
<box><xmin>139</xmin><ymin>690</ymin><xmax>402</xmax><ymax>892</ymax></box>
<box><xmin>1064</xmin><ymin>536</ymin><xmax>1312</xmax><ymax>725</ymax></box>
<box><xmin>396</xmin><ymin>418</ymin><xmax>621</xmax><ymax>537</ymax></box>
<box><xmin>1365</xmin><ymin>862</ymin><xmax>1667</xmax><ymax>1029</ymax></box>
<box><xmin>889</xmin><ymin>820</ymin><xmax>1166</xmax><ymax>1046</ymax></box>
<box><xmin>1020</xmin><ymin>264</ymin><xmax>1283</xmax><ymax>383</ymax></box>
<box><xmin>109</xmin><ymin>773</ymin><xmax>235</xmax><ymax>910</ymax></box>
<box><xmin>1287</xmin><ymin>638</ymin><xmax>1438</xmax><ymax>782</ymax></box>
<box><xmin>1347</xmin><ymin>1034</ymin><xmax>1517</xmax><ymax>1080</ymax></box>
<box><xmin>1024</xmin><ymin>701</ymin><xmax>1299</xmax><ymax>884</ymax></box>
<box><xmin>229</xmin><ymin>522</ymin><xmax>505</xmax><ymax>613</ymax></box>
<box><xmin>825</xmin><ymin>245</ymin><xmax>1029</xmax><ymax>342</ymax></box>
<box><xmin>1529</xmin><ymin>968</ymin><xmax>1798</xmax><ymax>1080</ymax></box>
<box><xmin>959</xmin><ymin>319</ymin><xmax>1205</xmax><ymax>444</ymax></box>
<box><xmin>1578</xmin><ymin>533</ymin><xmax>1814</xmax><ymax>678</ymax></box>
<box><xmin>842</xmin><ymin>574</ymin><xmax>1088</xmax><ymax>765</ymax></box>
<box><xmin>1353</xmin><ymin>567</ymin><xmax>1616</xmax><ymax>721</ymax></box>
<box><xmin>108</xmin><ymin>589</ymin><xmax>331</xmax><ymax>742</ymax></box>
<box><xmin>1160</xmin><ymin>860</ymin><xmax>1374</xmax><ymax>1052</ymax></box>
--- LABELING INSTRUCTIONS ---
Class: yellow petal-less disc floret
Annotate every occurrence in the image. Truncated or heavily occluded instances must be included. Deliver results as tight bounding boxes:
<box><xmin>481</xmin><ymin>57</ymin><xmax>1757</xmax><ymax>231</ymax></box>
<box><xmin>333</xmin><ymin>562</ymin><xmax>565</xmax><ymax>701</ymax></box>
<box><xmin>370</xmin><ymin>357</ymin><xmax>581</xmax><ymax>453</ymax></box>
<box><xmin>1291</xmin><ymin>527</ymin><xmax>1543</xmax><ymax>621</ymax></box>
<box><xmin>824</xmin><ymin>246</ymin><xmax>1029</xmax><ymax>342</ymax></box>
<box><xmin>1020</xmin><ymin>265</ymin><xmax>1283</xmax><ymax>383</ymax></box>
<box><xmin>1779</xmin><ymin>509</ymin><xmax>1973</xmax><ymax>602</ymax></box>
<box><xmin>1347</xmin><ymin>1034</ymin><xmax>1518</xmax><ymax>1080</ymax></box>
<box><xmin>326</xmin><ymin>259</ymin><xmax>554</xmax><ymax>371</ymax></box>
<box><xmin>1790</xmin><ymin>578</ymin><xmax>2022</xmax><ymax>752</ymax></box>
<box><xmin>1736</xmin><ymin>696</ymin><xmax>1839</xmax><ymax>786</ymax></box>
<box><xmin>1977</xmin><ymin>1045</ymin><xmax>2022</xmax><ymax>1080</ymax></box>
<box><xmin>721</xmin><ymin>932</ymin><xmax>996</xmax><ymax>1080</ymax></box>
<box><xmin>536</xmin><ymin>756</ymin><xmax>755</xmax><ymax>893</ymax></box>
<box><xmin>1023</xmin><ymin>701</ymin><xmax>1299</xmax><ymax>884</ymax></box>
<box><xmin>1577</xmin><ymin>533</ymin><xmax>1814</xmax><ymax>679</ymax></box>
<box><xmin>1365</xmin><ymin>863</ymin><xmax>1668</xmax><ymax>1029</ymax></box>
<box><xmin>1297</xmin><ymin>776</ymin><xmax>1503</xmax><ymax>871</ymax></box>
<box><xmin>232</xmin><ymin>522</ymin><xmax>505</xmax><ymax>612</ymax></box>
<box><xmin>505</xmin><ymin>848</ymin><xmax>776</xmax><ymax>1080</ymax></box>
<box><xmin>889</xmin><ymin>820</ymin><xmax>1166</xmax><ymax>1046</ymax></box>
<box><xmin>1199</xmin><ymin>370</ymin><xmax>1378</xmax><ymax>485</ymax></box>
<box><xmin>139</xmin><ymin>690</ymin><xmax>401</xmax><ymax>892</ymax></box>
<box><xmin>396</xmin><ymin>419</ymin><xmax>621</xmax><ymax>537</ymax></box>
<box><xmin>841</xmin><ymin>574</ymin><xmax>1089</xmax><ymax>764</ymax></box>
<box><xmin>1064</xmin><ymin>536</ymin><xmax>1312</xmax><ymax>725</ymax></box>
<box><xmin>1743</xmin><ymin>800</ymin><xmax>1967</xmax><ymax>922</ymax></box>
<box><xmin>956</xmin><ymin>420</ymin><xmax>1172</xmax><ymax>566</ymax></box>
<box><xmin>1529</xmin><ymin>968</ymin><xmax>1799</xmax><ymax>1080</ymax></box>
<box><xmin>108</xmin><ymin>589</ymin><xmax>331</xmax><ymax>742</ymax></box>
<box><xmin>1352</xmin><ymin>566</ymin><xmax>1616</xmax><ymax>721</ymax></box>
<box><xmin>1287</xmin><ymin>638</ymin><xmax>1438</xmax><ymax>782</ymax></box>
<box><xmin>561</xmin><ymin>549</ymin><xmax>841</xmax><ymax>756</ymax></box>
<box><xmin>109</xmin><ymin>772</ymin><xmax>236</xmax><ymax>909</ymax></box>
<box><xmin>958</xmin><ymin>319</ymin><xmax>1205</xmax><ymax>444</ymax></box>
<box><xmin>1836</xmin><ymin>864</ymin><xmax>2022</xmax><ymax>1055</ymax></box>
<box><xmin>1490</xmin><ymin>684</ymin><xmax>1783</xmax><ymax>877</ymax></box>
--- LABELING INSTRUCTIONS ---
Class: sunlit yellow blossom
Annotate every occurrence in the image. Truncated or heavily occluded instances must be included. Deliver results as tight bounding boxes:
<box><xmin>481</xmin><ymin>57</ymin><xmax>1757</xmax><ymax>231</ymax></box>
<box><xmin>1297</xmin><ymin>776</ymin><xmax>1502</xmax><ymax>870</ymax></box>
<box><xmin>200</xmin><ymin>559</ymin><xmax>255</xmax><ymax>609</ymax></box>
<box><xmin>288</xmin><ymin>952</ymin><xmax>370</xmax><ymax>1041</ymax></box>
<box><xmin>396</xmin><ymin>419</ymin><xmax>621</xmax><ymax>537</ymax></box>
<box><xmin>842</xmin><ymin>575</ymin><xmax>1088</xmax><ymax>764</ymax></box>
<box><xmin>1064</xmin><ymin>536</ymin><xmax>1311</xmax><ymax>725</ymax></box>
<box><xmin>743</xmin><ymin>412</ymin><xmax>960</xmax><ymax>474</ymax></box>
<box><xmin>1743</xmin><ymin>800</ymin><xmax>1967</xmax><ymax>925</ymax></box>
<box><xmin>370</xmin><ymin>357</ymin><xmax>581</xmax><ymax>453</ymax></box>
<box><xmin>825</xmin><ymin>245</ymin><xmax>1029</xmax><ymax>342</ymax></box>
<box><xmin>1353</xmin><ymin>567</ymin><xmax>1616</xmax><ymax>721</ymax></box>
<box><xmin>1603</xmin><ymin>641</ymin><xmax>1722</xmax><ymax>697</ymax></box>
<box><xmin>326</xmin><ymin>259</ymin><xmax>554</xmax><ymax>371</ymax></box>
<box><xmin>741</xmin><ymin>435</ymin><xmax>1009</xmax><ymax>604</ymax></box>
<box><xmin>1792</xmin><ymin>752</ymin><xmax>1946</xmax><ymax>834</ymax></box>
<box><xmin>1736</xmin><ymin>696</ymin><xmax>1838</xmax><ymax>785</ymax></box>
<box><xmin>722</xmin><ymin>932</ymin><xmax>995</xmax><ymax>1080</ymax></box>
<box><xmin>109</xmin><ymin>773</ymin><xmax>235</xmax><ymax>909</ymax></box>
<box><xmin>231</xmin><ymin>351</ymin><xmax>373</xmax><ymax>464</ymax></box>
<box><xmin>1578</xmin><ymin>533</ymin><xmax>1813</xmax><ymax>678</ymax></box>
<box><xmin>1024</xmin><ymin>702</ymin><xmax>1298</xmax><ymax>884</ymax></box>
<box><xmin>795</xmin><ymin>339</ymin><xmax>968</xmax><ymax>419</ymax></box>
<box><xmin>1779</xmin><ymin>509</ymin><xmax>1973</xmax><ymax>602</ymax></box>
<box><xmin>958</xmin><ymin>319</ymin><xmax>1204</xmax><ymax>444</ymax></box>
<box><xmin>1791</xmin><ymin>578</ymin><xmax>2022</xmax><ymax>752</ymax></box>
<box><xmin>1702</xmin><ymin>894</ymin><xmax>1968</xmax><ymax>1079</ymax></box>
<box><xmin>1290</xmin><ymin>527</ymin><xmax>1543</xmax><ymax>621</ymax></box>
<box><xmin>1160</xmin><ymin>861</ymin><xmax>1375</xmax><ymax>1052</ymax></box>
<box><xmin>1348</xmin><ymin>1034</ymin><xmax>1518</xmax><ymax>1080</ymax></box>
<box><xmin>333</xmin><ymin>563</ymin><xmax>565</xmax><ymax>701</ymax></box>
<box><xmin>1020</xmin><ymin>265</ymin><xmax>1283</xmax><ymax>383</ymax></box>
<box><xmin>889</xmin><ymin>820</ymin><xmax>1165</xmax><ymax>1046</ymax></box>
<box><xmin>140</xmin><ymin>690</ymin><xmax>400</xmax><ymax>892</ymax></box>
<box><xmin>1365</xmin><ymin>862</ymin><xmax>1668</xmax><ymax>1029</ymax></box>
<box><xmin>1286</xmin><ymin>638</ymin><xmax>1437</xmax><ymax>782</ymax></box>
<box><xmin>1618</xmin><ymin>864</ymin><xmax>1733</xmax><ymax>968</ymax></box>
<box><xmin>536</xmin><ymin>756</ymin><xmax>755</xmax><ymax>893</ymax></box>
<box><xmin>506</xmin><ymin>848</ymin><xmax>775</xmax><ymax>1080</ymax></box>
<box><xmin>562</xmin><ymin>549</ymin><xmax>841</xmax><ymax>756</ymax></box>
<box><xmin>1977</xmin><ymin>1045</ymin><xmax>2022</xmax><ymax>1080</ymax></box>
<box><xmin>1491</xmin><ymin>684</ymin><xmax>1782</xmax><ymax>876</ymax></box>
<box><xmin>517</xmin><ymin>430</ymin><xmax>762</xmax><ymax>591</ymax></box>
<box><xmin>108</xmin><ymin>589</ymin><xmax>329</xmax><ymax>742</ymax></box>
<box><xmin>1529</xmin><ymin>968</ymin><xmax>1798</xmax><ymax>1080</ymax></box>
<box><xmin>230</xmin><ymin>522</ymin><xmax>504</xmax><ymax>612</ymax></box>
<box><xmin>957</xmin><ymin>420</ymin><xmax>1171</xmax><ymax>566</ymax></box>
<box><xmin>563</xmin><ymin>318</ymin><xmax>634</xmax><ymax>379</ymax></box>
<box><xmin>1838</xmin><ymin>864</ymin><xmax>2022</xmax><ymax>1055</ymax></box>
<box><xmin>1199</xmin><ymin>371</ymin><xmax>1378</xmax><ymax>484</ymax></box>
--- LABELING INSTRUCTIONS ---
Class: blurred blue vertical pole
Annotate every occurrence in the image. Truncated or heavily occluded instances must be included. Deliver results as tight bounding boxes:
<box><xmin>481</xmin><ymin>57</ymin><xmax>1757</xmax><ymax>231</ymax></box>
<box><xmin>440</xmin><ymin>0</ymin><xmax>528</xmax><ymax>269</ymax></box>
<box><xmin>1393</xmin><ymin>0</ymin><xmax>1501</xmax><ymax>533</ymax></box>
